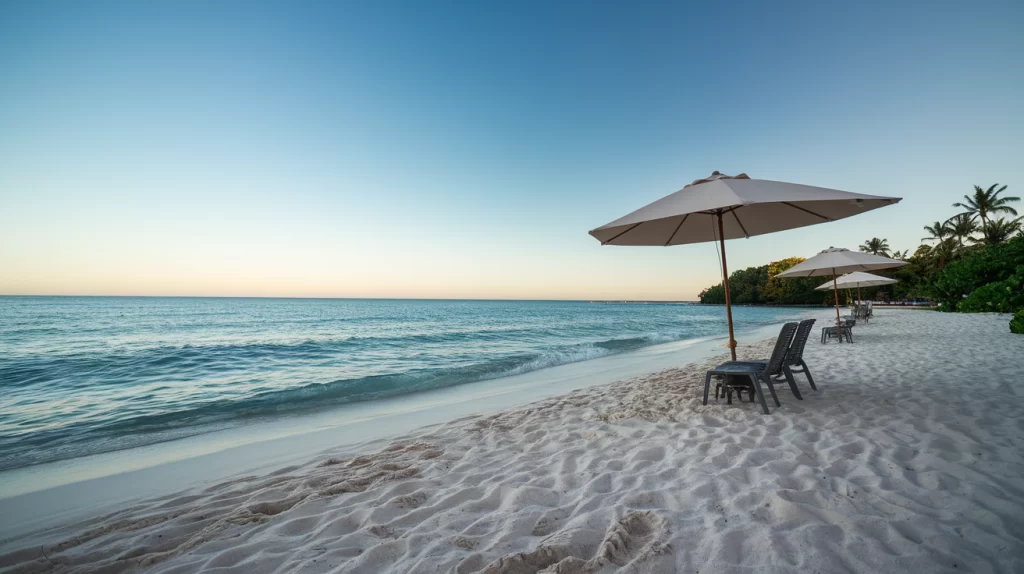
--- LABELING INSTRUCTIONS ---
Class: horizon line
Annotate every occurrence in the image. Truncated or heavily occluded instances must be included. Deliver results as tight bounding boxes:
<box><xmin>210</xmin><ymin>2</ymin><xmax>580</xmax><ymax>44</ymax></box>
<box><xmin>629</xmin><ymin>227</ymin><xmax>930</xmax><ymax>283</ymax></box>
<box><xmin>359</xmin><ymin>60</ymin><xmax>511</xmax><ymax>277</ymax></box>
<box><xmin>0</xmin><ymin>294</ymin><xmax>702</xmax><ymax>303</ymax></box>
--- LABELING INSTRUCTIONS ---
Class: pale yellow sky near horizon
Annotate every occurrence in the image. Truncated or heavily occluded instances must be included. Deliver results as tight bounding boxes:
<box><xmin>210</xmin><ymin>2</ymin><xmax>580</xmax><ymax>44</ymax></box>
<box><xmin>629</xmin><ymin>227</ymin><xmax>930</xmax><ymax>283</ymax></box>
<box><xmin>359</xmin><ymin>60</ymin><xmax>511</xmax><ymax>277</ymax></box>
<box><xmin>0</xmin><ymin>241</ymin><xmax>727</xmax><ymax>301</ymax></box>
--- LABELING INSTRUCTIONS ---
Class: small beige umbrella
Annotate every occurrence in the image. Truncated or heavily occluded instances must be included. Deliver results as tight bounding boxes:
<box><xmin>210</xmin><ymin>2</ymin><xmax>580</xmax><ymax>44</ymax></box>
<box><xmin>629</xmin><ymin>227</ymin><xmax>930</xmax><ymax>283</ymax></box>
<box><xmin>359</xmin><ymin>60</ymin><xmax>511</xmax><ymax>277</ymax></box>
<box><xmin>589</xmin><ymin>172</ymin><xmax>901</xmax><ymax>360</ymax></box>
<box><xmin>777</xmin><ymin>248</ymin><xmax>907</xmax><ymax>332</ymax></box>
<box><xmin>814</xmin><ymin>271</ymin><xmax>898</xmax><ymax>306</ymax></box>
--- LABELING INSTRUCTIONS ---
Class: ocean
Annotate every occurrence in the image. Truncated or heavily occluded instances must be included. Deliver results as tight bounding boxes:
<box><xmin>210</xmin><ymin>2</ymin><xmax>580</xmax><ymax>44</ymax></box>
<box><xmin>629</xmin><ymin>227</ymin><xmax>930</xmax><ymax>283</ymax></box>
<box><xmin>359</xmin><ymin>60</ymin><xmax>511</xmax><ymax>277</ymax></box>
<box><xmin>0</xmin><ymin>297</ymin><xmax>800</xmax><ymax>473</ymax></box>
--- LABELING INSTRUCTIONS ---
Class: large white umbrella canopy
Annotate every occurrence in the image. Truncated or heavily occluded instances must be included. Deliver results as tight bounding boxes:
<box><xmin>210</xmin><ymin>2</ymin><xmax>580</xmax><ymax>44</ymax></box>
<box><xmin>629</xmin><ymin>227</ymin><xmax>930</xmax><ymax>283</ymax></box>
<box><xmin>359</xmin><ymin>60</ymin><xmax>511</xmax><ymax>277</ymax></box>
<box><xmin>777</xmin><ymin>248</ymin><xmax>907</xmax><ymax>329</ymax></box>
<box><xmin>589</xmin><ymin>172</ymin><xmax>901</xmax><ymax>360</ymax></box>
<box><xmin>589</xmin><ymin>173</ymin><xmax>901</xmax><ymax>246</ymax></box>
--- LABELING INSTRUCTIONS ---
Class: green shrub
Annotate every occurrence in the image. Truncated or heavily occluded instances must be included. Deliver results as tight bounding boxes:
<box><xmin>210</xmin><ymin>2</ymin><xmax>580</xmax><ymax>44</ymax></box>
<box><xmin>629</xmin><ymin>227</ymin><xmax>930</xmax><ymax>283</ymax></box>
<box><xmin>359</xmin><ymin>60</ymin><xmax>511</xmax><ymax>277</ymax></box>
<box><xmin>957</xmin><ymin>266</ymin><xmax>1024</xmax><ymax>313</ymax></box>
<box><xmin>1011</xmin><ymin>309</ymin><xmax>1024</xmax><ymax>334</ymax></box>
<box><xmin>932</xmin><ymin>236</ymin><xmax>1024</xmax><ymax>311</ymax></box>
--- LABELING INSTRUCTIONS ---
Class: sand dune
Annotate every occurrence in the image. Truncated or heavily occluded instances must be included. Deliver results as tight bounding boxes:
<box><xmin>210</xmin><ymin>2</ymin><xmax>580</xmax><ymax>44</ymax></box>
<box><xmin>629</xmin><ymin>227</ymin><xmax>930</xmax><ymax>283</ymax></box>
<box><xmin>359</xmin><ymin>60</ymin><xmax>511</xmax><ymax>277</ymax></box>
<box><xmin>2</xmin><ymin>309</ymin><xmax>1023</xmax><ymax>573</ymax></box>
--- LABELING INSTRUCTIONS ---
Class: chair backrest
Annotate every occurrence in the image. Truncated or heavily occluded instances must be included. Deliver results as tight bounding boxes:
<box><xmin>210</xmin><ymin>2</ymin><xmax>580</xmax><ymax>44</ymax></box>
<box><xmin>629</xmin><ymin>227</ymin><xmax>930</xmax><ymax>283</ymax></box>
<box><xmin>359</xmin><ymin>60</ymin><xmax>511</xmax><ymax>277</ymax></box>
<box><xmin>786</xmin><ymin>319</ymin><xmax>816</xmax><ymax>365</ymax></box>
<box><xmin>765</xmin><ymin>322</ymin><xmax>798</xmax><ymax>376</ymax></box>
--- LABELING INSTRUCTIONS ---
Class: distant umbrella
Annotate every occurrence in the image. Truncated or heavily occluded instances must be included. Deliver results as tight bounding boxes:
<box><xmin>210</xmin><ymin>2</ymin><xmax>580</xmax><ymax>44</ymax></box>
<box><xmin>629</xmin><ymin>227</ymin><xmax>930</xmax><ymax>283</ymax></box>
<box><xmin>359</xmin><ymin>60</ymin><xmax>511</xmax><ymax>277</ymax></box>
<box><xmin>778</xmin><ymin>248</ymin><xmax>907</xmax><ymax>330</ymax></box>
<box><xmin>589</xmin><ymin>172</ymin><xmax>901</xmax><ymax>360</ymax></box>
<box><xmin>814</xmin><ymin>271</ymin><xmax>899</xmax><ymax>306</ymax></box>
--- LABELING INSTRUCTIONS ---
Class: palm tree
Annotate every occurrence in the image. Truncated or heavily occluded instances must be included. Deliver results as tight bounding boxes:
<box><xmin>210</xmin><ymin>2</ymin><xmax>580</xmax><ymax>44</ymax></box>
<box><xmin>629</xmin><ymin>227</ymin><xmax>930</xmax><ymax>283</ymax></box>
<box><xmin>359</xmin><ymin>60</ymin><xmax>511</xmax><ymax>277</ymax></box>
<box><xmin>859</xmin><ymin>237</ymin><xmax>890</xmax><ymax>256</ymax></box>
<box><xmin>932</xmin><ymin>238</ymin><xmax>958</xmax><ymax>269</ymax></box>
<box><xmin>944</xmin><ymin>214</ymin><xmax>978</xmax><ymax>250</ymax></box>
<box><xmin>912</xmin><ymin>244</ymin><xmax>932</xmax><ymax>259</ymax></box>
<box><xmin>922</xmin><ymin>221</ymin><xmax>952</xmax><ymax>243</ymax></box>
<box><xmin>914</xmin><ymin>237</ymin><xmax>955</xmax><ymax>270</ymax></box>
<box><xmin>952</xmin><ymin>183</ymin><xmax>1020</xmax><ymax>229</ymax></box>
<box><xmin>890</xmin><ymin>249</ymin><xmax>909</xmax><ymax>260</ymax></box>
<box><xmin>972</xmin><ymin>216</ymin><xmax>1023</xmax><ymax>245</ymax></box>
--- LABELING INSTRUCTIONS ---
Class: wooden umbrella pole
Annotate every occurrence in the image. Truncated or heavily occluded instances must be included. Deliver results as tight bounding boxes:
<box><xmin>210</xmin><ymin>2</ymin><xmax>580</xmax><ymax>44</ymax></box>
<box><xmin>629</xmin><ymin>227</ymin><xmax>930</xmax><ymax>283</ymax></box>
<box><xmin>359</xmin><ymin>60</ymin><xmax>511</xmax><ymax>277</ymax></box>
<box><xmin>832</xmin><ymin>269</ymin><xmax>842</xmax><ymax>332</ymax></box>
<box><xmin>858</xmin><ymin>285</ymin><xmax>863</xmax><ymax>307</ymax></box>
<box><xmin>718</xmin><ymin>213</ymin><xmax>737</xmax><ymax>361</ymax></box>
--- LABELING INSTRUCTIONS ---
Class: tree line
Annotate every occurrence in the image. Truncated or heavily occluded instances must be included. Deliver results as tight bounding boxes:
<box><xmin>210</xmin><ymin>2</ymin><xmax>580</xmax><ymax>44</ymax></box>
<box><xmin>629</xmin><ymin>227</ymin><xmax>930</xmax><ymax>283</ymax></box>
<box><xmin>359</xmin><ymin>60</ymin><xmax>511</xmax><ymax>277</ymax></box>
<box><xmin>699</xmin><ymin>183</ymin><xmax>1022</xmax><ymax>311</ymax></box>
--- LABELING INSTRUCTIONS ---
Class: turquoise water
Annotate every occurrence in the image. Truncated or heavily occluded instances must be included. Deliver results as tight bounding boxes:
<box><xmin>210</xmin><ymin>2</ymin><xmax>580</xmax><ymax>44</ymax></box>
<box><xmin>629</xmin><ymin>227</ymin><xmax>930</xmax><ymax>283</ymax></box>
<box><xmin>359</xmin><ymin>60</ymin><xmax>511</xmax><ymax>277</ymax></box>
<box><xmin>0</xmin><ymin>297</ymin><xmax>798</xmax><ymax>472</ymax></box>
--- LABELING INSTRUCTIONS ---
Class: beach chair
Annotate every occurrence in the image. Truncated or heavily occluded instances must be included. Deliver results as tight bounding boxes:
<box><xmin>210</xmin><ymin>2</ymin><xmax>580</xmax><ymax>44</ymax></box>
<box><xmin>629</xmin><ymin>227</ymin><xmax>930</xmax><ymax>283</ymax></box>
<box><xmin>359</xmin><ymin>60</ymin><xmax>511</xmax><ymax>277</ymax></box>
<box><xmin>703</xmin><ymin>322</ymin><xmax>798</xmax><ymax>415</ymax></box>
<box><xmin>821</xmin><ymin>325</ymin><xmax>853</xmax><ymax>343</ymax></box>
<box><xmin>781</xmin><ymin>318</ymin><xmax>817</xmax><ymax>391</ymax></box>
<box><xmin>733</xmin><ymin>319</ymin><xmax>817</xmax><ymax>398</ymax></box>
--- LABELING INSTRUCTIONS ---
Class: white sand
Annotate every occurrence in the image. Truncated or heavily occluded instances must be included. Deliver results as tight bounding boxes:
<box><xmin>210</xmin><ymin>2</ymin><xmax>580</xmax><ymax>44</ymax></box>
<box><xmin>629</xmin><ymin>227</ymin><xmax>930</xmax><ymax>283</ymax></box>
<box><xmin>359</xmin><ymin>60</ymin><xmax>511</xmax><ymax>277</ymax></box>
<box><xmin>2</xmin><ymin>309</ymin><xmax>1023</xmax><ymax>573</ymax></box>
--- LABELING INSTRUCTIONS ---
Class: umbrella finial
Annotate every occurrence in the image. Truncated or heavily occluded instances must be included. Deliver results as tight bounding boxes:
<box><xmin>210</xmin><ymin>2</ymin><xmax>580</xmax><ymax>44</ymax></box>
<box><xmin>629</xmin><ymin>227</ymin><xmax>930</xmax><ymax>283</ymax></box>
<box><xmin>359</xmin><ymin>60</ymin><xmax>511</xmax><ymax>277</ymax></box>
<box><xmin>684</xmin><ymin>171</ymin><xmax>752</xmax><ymax>188</ymax></box>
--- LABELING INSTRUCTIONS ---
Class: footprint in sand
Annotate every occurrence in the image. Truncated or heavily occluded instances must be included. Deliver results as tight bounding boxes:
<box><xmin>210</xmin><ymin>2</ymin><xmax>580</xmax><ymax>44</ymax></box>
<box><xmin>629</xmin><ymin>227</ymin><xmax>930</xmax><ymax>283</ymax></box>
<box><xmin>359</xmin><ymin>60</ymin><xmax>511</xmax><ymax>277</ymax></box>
<box><xmin>483</xmin><ymin>510</ymin><xmax>670</xmax><ymax>573</ymax></box>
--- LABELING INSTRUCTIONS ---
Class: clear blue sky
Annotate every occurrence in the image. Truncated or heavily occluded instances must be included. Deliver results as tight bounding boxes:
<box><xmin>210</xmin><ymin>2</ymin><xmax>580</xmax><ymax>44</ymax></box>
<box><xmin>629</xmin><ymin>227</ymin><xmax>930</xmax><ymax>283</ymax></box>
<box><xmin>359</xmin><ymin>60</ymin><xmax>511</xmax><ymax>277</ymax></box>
<box><xmin>1</xmin><ymin>0</ymin><xmax>1021</xmax><ymax>299</ymax></box>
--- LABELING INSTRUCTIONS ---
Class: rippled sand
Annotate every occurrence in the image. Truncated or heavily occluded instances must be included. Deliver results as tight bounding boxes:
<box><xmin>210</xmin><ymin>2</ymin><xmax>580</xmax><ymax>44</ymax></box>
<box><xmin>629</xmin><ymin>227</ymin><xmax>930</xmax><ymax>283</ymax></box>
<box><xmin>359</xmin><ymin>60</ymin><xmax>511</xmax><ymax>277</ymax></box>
<box><xmin>3</xmin><ymin>309</ymin><xmax>1023</xmax><ymax>573</ymax></box>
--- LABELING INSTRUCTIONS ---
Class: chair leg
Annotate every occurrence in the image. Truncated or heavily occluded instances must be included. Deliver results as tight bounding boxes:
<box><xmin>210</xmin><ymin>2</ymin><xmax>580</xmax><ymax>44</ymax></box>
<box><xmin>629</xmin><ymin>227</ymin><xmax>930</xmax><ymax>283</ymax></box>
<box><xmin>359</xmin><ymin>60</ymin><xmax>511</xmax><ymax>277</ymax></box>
<box><xmin>761</xmin><ymin>374</ymin><xmax>781</xmax><ymax>407</ymax></box>
<box><xmin>800</xmin><ymin>360</ymin><xmax>817</xmax><ymax>390</ymax></box>
<box><xmin>749</xmin><ymin>374</ymin><xmax>770</xmax><ymax>415</ymax></box>
<box><xmin>703</xmin><ymin>372</ymin><xmax>712</xmax><ymax>405</ymax></box>
<box><xmin>783</xmin><ymin>366</ymin><xmax>803</xmax><ymax>400</ymax></box>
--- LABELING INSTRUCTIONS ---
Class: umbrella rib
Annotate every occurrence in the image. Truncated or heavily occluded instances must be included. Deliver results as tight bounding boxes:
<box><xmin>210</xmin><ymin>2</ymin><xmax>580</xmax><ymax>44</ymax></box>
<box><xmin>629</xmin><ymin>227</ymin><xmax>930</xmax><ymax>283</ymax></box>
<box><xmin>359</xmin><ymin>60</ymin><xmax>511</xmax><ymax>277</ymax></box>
<box><xmin>781</xmin><ymin>202</ymin><xmax>832</xmax><ymax>221</ymax></box>
<box><xmin>601</xmin><ymin>222</ymin><xmax>643</xmax><ymax>245</ymax></box>
<box><xmin>664</xmin><ymin>214</ymin><xmax>689</xmax><ymax>246</ymax></box>
<box><xmin>731</xmin><ymin>209</ymin><xmax>750</xmax><ymax>238</ymax></box>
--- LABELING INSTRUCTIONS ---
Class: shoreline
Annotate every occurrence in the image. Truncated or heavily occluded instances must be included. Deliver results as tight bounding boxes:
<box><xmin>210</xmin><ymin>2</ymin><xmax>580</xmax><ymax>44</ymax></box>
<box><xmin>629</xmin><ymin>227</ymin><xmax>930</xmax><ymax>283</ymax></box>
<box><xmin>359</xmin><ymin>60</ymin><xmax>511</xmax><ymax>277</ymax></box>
<box><xmin>0</xmin><ymin>318</ymin><xmax>802</xmax><ymax>543</ymax></box>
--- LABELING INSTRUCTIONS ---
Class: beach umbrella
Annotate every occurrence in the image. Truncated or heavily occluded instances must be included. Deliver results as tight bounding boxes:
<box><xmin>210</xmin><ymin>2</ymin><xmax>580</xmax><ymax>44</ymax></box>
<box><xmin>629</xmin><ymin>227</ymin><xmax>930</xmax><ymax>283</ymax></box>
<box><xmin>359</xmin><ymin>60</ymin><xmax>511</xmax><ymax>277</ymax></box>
<box><xmin>588</xmin><ymin>172</ymin><xmax>901</xmax><ymax>360</ymax></box>
<box><xmin>777</xmin><ymin>248</ymin><xmax>907</xmax><ymax>331</ymax></box>
<box><xmin>814</xmin><ymin>271</ymin><xmax>898</xmax><ymax>306</ymax></box>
